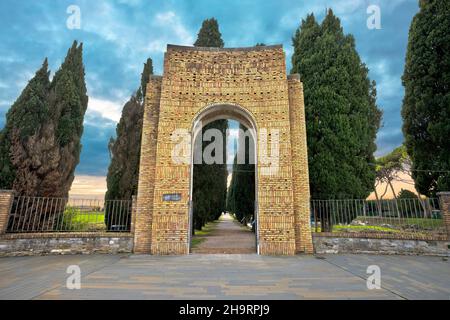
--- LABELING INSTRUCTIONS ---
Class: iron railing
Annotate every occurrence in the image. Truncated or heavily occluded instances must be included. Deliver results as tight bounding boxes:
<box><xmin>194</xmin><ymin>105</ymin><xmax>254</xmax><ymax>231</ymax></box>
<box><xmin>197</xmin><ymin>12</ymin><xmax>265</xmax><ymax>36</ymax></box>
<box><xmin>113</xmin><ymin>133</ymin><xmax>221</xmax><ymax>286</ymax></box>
<box><xmin>6</xmin><ymin>196</ymin><xmax>133</xmax><ymax>233</ymax></box>
<box><xmin>311</xmin><ymin>198</ymin><xmax>445</xmax><ymax>239</ymax></box>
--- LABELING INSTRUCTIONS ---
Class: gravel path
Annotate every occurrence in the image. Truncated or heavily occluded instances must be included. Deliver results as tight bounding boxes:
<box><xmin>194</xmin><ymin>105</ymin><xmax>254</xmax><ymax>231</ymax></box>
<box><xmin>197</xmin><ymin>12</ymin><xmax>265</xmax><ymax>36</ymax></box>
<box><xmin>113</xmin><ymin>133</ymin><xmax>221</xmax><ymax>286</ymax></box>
<box><xmin>191</xmin><ymin>213</ymin><xmax>257</xmax><ymax>254</ymax></box>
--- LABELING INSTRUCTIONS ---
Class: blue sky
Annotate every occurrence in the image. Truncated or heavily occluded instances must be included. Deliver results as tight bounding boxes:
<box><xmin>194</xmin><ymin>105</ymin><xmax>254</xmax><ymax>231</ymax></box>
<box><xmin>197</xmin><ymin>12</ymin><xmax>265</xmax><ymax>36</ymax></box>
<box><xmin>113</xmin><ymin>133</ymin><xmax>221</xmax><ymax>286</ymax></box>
<box><xmin>0</xmin><ymin>0</ymin><xmax>419</xmax><ymax>177</ymax></box>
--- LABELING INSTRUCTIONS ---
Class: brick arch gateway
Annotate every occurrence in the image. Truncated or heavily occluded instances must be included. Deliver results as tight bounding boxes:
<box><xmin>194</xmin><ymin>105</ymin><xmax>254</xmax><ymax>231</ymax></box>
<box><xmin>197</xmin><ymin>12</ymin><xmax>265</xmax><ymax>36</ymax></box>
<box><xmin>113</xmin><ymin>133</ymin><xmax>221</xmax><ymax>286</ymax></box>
<box><xmin>133</xmin><ymin>44</ymin><xmax>313</xmax><ymax>255</ymax></box>
<box><xmin>189</xmin><ymin>103</ymin><xmax>259</xmax><ymax>254</ymax></box>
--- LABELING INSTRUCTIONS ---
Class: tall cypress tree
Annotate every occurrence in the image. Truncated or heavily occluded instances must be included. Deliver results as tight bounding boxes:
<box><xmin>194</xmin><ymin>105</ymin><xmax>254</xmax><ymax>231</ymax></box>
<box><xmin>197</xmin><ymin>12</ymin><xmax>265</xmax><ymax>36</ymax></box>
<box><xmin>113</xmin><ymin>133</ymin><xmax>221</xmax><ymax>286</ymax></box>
<box><xmin>226</xmin><ymin>155</ymin><xmax>237</xmax><ymax>214</ymax></box>
<box><xmin>136</xmin><ymin>58</ymin><xmax>153</xmax><ymax>103</ymax></box>
<box><xmin>226</xmin><ymin>124</ymin><xmax>255</xmax><ymax>223</ymax></box>
<box><xmin>291</xmin><ymin>10</ymin><xmax>382</xmax><ymax>200</ymax></box>
<box><xmin>0</xmin><ymin>41</ymin><xmax>88</xmax><ymax>198</ymax></box>
<box><xmin>194</xmin><ymin>18</ymin><xmax>224</xmax><ymax>48</ymax></box>
<box><xmin>0</xmin><ymin>59</ymin><xmax>50</xmax><ymax>189</ymax></box>
<box><xmin>192</xmin><ymin>18</ymin><xmax>228</xmax><ymax>231</ymax></box>
<box><xmin>402</xmin><ymin>0</ymin><xmax>450</xmax><ymax>196</ymax></box>
<box><xmin>105</xmin><ymin>58</ymin><xmax>153</xmax><ymax>229</ymax></box>
<box><xmin>49</xmin><ymin>41</ymin><xmax>88</xmax><ymax>148</ymax></box>
<box><xmin>106</xmin><ymin>58</ymin><xmax>153</xmax><ymax>201</ymax></box>
<box><xmin>40</xmin><ymin>41</ymin><xmax>88</xmax><ymax>197</ymax></box>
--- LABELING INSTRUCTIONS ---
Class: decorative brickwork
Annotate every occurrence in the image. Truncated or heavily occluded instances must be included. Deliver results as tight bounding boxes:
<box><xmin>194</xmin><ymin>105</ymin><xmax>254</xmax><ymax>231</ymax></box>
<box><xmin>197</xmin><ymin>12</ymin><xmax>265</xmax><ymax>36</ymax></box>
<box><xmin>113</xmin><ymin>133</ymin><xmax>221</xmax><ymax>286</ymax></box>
<box><xmin>288</xmin><ymin>75</ymin><xmax>313</xmax><ymax>254</ymax></box>
<box><xmin>133</xmin><ymin>77</ymin><xmax>161</xmax><ymax>254</ymax></box>
<box><xmin>130</xmin><ymin>195</ymin><xmax>137</xmax><ymax>234</ymax></box>
<box><xmin>0</xmin><ymin>190</ymin><xmax>14</xmax><ymax>234</ymax></box>
<box><xmin>134</xmin><ymin>45</ymin><xmax>312</xmax><ymax>255</ymax></box>
<box><xmin>437</xmin><ymin>192</ymin><xmax>450</xmax><ymax>240</ymax></box>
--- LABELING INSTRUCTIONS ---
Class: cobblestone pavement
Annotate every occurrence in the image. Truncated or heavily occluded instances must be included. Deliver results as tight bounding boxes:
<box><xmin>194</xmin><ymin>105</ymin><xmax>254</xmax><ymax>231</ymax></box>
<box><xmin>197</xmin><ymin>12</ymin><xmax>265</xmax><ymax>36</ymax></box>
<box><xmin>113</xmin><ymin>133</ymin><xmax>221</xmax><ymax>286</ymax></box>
<box><xmin>0</xmin><ymin>253</ymin><xmax>449</xmax><ymax>300</ymax></box>
<box><xmin>191</xmin><ymin>214</ymin><xmax>257</xmax><ymax>254</ymax></box>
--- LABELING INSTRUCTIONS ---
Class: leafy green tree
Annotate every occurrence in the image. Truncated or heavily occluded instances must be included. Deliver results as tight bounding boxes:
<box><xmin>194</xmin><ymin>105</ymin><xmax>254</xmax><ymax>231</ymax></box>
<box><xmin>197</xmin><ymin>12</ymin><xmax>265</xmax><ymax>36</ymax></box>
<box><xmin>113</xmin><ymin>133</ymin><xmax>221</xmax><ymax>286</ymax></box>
<box><xmin>402</xmin><ymin>0</ymin><xmax>450</xmax><ymax>196</ymax></box>
<box><xmin>375</xmin><ymin>146</ymin><xmax>408</xmax><ymax>200</ymax></box>
<box><xmin>291</xmin><ymin>10</ymin><xmax>382</xmax><ymax>201</ymax></box>
<box><xmin>0</xmin><ymin>59</ymin><xmax>50</xmax><ymax>189</ymax></box>
<box><xmin>192</xmin><ymin>18</ymin><xmax>228</xmax><ymax>231</ymax></box>
<box><xmin>397</xmin><ymin>189</ymin><xmax>417</xmax><ymax>199</ymax></box>
<box><xmin>105</xmin><ymin>58</ymin><xmax>153</xmax><ymax>229</ymax></box>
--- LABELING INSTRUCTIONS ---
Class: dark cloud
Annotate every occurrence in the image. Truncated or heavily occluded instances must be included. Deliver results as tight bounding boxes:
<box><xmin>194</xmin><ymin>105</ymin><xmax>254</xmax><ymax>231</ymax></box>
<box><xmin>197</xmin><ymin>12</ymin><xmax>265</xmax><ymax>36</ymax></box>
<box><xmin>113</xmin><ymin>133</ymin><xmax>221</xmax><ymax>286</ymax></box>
<box><xmin>0</xmin><ymin>0</ymin><xmax>420</xmax><ymax>175</ymax></box>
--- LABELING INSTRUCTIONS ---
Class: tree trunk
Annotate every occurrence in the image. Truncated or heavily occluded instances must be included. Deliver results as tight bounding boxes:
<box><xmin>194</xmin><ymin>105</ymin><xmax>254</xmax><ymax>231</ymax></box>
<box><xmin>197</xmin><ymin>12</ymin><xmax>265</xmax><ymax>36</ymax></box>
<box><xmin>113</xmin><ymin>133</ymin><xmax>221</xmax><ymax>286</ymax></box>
<box><xmin>416</xmin><ymin>191</ymin><xmax>429</xmax><ymax>218</ymax></box>
<box><xmin>373</xmin><ymin>184</ymin><xmax>383</xmax><ymax>216</ymax></box>
<box><xmin>387</xmin><ymin>180</ymin><xmax>401</xmax><ymax>218</ymax></box>
<box><xmin>194</xmin><ymin>218</ymin><xmax>203</xmax><ymax>231</ymax></box>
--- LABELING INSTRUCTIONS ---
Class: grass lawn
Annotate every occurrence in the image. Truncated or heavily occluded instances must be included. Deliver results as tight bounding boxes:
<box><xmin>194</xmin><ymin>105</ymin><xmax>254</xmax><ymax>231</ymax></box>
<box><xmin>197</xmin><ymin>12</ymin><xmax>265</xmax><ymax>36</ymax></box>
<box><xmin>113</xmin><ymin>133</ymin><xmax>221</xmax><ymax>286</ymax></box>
<box><xmin>72</xmin><ymin>213</ymin><xmax>105</xmax><ymax>223</ymax></box>
<box><xmin>312</xmin><ymin>216</ymin><xmax>445</xmax><ymax>236</ymax></box>
<box><xmin>354</xmin><ymin>216</ymin><xmax>443</xmax><ymax>229</ymax></box>
<box><xmin>333</xmin><ymin>225</ymin><xmax>400</xmax><ymax>233</ymax></box>
<box><xmin>191</xmin><ymin>237</ymin><xmax>206</xmax><ymax>247</ymax></box>
<box><xmin>62</xmin><ymin>208</ymin><xmax>106</xmax><ymax>231</ymax></box>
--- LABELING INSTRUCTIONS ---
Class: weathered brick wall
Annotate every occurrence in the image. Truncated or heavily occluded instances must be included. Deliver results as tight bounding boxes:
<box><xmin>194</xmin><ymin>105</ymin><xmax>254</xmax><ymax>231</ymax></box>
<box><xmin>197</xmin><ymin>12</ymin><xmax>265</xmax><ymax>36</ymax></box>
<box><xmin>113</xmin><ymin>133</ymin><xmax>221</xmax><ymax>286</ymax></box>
<box><xmin>0</xmin><ymin>190</ymin><xmax>14</xmax><ymax>234</ymax></box>
<box><xmin>438</xmin><ymin>192</ymin><xmax>450</xmax><ymax>240</ymax></box>
<box><xmin>135</xmin><ymin>45</ymin><xmax>312</xmax><ymax>255</ymax></box>
<box><xmin>133</xmin><ymin>76</ymin><xmax>161</xmax><ymax>254</ymax></box>
<box><xmin>288</xmin><ymin>76</ymin><xmax>313</xmax><ymax>254</ymax></box>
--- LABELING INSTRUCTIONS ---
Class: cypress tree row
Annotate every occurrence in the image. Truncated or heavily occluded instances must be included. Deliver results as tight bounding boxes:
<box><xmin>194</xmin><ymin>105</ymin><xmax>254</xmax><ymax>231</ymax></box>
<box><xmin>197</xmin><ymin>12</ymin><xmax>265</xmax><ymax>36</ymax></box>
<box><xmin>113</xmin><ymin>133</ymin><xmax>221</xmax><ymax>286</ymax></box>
<box><xmin>192</xmin><ymin>120</ymin><xmax>228</xmax><ymax>230</ymax></box>
<box><xmin>226</xmin><ymin>155</ymin><xmax>237</xmax><ymax>214</ymax></box>
<box><xmin>291</xmin><ymin>10</ymin><xmax>382</xmax><ymax>200</ymax></box>
<box><xmin>192</xmin><ymin>18</ymin><xmax>228</xmax><ymax>231</ymax></box>
<box><xmin>402</xmin><ymin>0</ymin><xmax>450</xmax><ymax>196</ymax></box>
<box><xmin>0</xmin><ymin>41</ymin><xmax>88</xmax><ymax>198</ymax></box>
<box><xmin>226</xmin><ymin>124</ymin><xmax>255</xmax><ymax>223</ymax></box>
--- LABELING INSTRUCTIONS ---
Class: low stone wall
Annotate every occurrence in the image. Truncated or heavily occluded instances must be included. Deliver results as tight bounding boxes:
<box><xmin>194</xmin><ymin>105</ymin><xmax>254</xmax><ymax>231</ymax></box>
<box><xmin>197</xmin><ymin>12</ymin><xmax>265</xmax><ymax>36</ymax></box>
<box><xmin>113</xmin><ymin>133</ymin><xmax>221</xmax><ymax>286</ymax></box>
<box><xmin>313</xmin><ymin>234</ymin><xmax>450</xmax><ymax>256</ymax></box>
<box><xmin>0</xmin><ymin>233</ymin><xmax>134</xmax><ymax>257</ymax></box>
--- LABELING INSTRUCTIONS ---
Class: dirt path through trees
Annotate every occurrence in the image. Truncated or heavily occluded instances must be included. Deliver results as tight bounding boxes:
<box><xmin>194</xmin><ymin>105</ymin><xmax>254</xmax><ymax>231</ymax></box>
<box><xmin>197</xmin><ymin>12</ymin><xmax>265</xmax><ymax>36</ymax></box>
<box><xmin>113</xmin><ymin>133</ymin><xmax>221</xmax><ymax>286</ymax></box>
<box><xmin>192</xmin><ymin>213</ymin><xmax>256</xmax><ymax>254</ymax></box>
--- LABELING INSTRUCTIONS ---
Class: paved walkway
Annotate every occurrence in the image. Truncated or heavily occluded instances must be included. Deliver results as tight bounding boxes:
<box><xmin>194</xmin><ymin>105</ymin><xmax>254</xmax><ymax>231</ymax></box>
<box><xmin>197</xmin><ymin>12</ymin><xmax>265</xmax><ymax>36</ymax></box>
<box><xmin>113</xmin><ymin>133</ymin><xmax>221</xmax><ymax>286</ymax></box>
<box><xmin>0</xmin><ymin>254</ymin><xmax>449</xmax><ymax>300</ymax></box>
<box><xmin>191</xmin><ymin>213</ymin><xmax>256</xmax><ymax>254</ymax></box>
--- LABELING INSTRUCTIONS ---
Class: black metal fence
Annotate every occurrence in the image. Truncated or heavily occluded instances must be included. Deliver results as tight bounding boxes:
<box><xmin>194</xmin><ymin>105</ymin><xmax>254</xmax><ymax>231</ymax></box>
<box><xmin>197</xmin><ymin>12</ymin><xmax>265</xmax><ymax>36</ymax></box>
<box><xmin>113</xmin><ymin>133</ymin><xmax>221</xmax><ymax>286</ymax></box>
<box><xmin>6</xmin><ymin>196</ymin><xmax>133</xmax><ymax>233</ymax></box>
<box><xmin>311</xmin><ymin>198</ymin><xmax>446</xmax><ymax>239</ymax></box>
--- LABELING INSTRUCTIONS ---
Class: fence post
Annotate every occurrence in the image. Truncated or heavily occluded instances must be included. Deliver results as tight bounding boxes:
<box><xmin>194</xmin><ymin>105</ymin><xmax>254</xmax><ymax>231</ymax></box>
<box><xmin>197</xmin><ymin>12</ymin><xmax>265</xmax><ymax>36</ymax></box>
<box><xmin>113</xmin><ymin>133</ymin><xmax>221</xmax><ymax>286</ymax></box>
<box><xmin>437</xmin><ymin>192</ymin><xmax>450</xmax><ymax>240</ymax></box>
<box><xmin>130</xmin><ymin>195</ymin><xmax>137</xmax><ymax>234</ymax></box>
<box><xmin>0</xmin><ymin>190</ymin><xmax>14</xmax><ymax>234</ymax></box>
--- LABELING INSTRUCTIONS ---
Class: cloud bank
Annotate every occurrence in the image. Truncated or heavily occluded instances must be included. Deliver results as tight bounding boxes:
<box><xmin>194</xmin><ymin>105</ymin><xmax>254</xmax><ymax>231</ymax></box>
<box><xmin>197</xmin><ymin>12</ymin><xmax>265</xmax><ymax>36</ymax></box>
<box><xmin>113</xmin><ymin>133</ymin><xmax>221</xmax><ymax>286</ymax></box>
<box><xmin>0</xmin><ymin>0</ymin><xmax>419</xmax><ymax>176</ymax></box>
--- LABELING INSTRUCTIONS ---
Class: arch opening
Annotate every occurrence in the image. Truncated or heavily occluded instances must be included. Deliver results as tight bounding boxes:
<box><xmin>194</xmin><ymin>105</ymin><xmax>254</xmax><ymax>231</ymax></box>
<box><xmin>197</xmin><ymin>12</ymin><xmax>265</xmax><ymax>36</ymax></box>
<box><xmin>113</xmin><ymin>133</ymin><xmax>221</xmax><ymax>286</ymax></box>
<box><xmin>189</xmin><ymin>104</ymin><xmax>259</xmax><ymax>254</ymax></box>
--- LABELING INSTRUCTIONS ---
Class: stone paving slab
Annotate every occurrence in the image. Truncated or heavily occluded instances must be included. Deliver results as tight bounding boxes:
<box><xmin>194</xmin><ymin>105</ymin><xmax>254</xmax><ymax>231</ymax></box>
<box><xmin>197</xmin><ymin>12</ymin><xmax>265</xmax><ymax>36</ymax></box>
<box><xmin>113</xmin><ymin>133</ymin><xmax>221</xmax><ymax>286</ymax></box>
<box><xmin>0</xmin><ymin>254</ymin><xmax>448</xmax><ymax>300</ymax></box>
<box><xmin>324</xmin><ymin>254</ymin><xmax>450</xmax><ymax>300</ymax></box>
